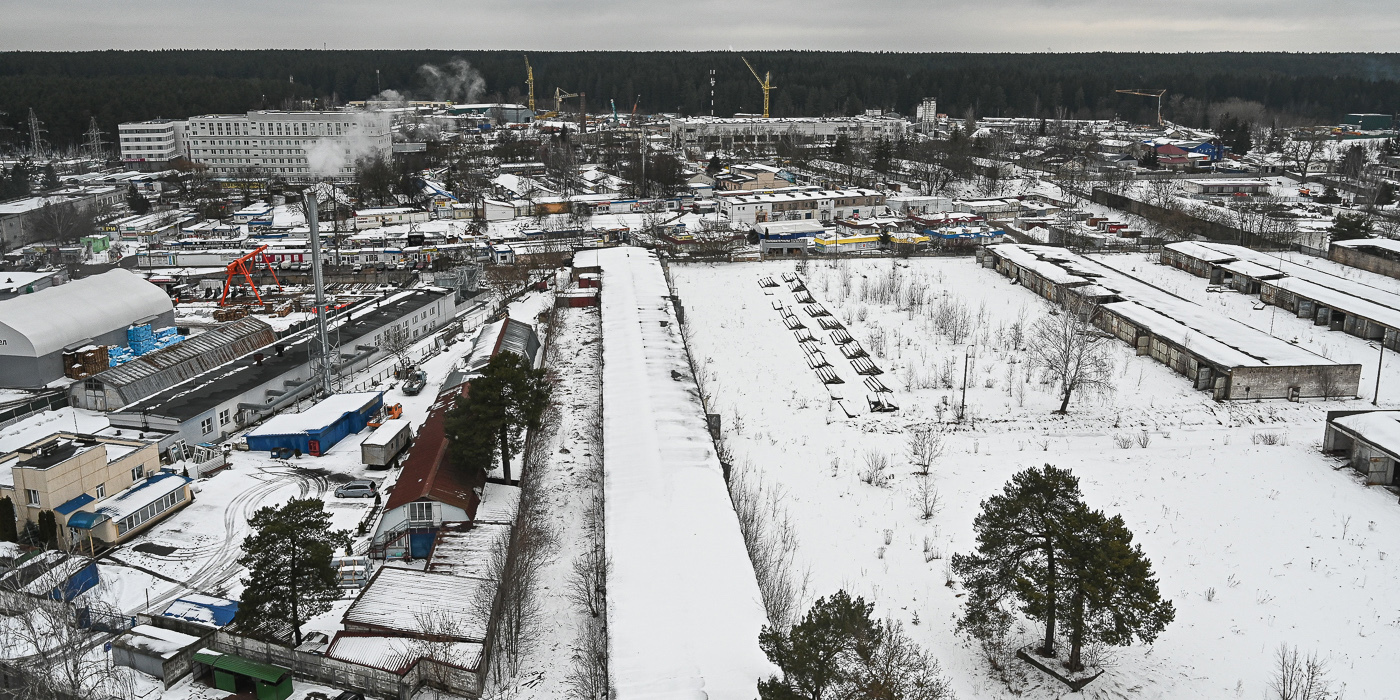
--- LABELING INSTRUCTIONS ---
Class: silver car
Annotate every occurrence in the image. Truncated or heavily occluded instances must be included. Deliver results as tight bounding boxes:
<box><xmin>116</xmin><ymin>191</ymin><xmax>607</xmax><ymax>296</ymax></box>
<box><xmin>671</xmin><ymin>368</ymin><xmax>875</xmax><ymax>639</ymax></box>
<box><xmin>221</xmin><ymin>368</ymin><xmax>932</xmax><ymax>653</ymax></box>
<box><xmin>335</xmin><ymin>480</ymin><xmax>377</xmax><ymax>498</ymax></box>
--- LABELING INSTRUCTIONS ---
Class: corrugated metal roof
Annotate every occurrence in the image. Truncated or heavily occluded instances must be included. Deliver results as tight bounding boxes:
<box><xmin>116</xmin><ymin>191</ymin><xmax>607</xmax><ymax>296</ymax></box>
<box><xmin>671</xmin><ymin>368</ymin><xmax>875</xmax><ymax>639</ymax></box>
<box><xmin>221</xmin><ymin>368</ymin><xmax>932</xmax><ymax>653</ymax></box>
<box><xmin>95</xmin><ymin>317</ymin><xmax>276</xmax><ymax>406</ymax></box>
<box><xmin>193</xmin><ymin>650</ymin><xmax>290</xmax><ymax>683</ymax></box>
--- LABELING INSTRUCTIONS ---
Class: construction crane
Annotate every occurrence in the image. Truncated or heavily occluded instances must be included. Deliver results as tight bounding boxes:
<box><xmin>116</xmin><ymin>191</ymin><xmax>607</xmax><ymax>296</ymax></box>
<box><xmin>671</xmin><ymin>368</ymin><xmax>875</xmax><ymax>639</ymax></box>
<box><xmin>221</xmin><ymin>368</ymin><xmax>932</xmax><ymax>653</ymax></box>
<box><xmin>1115</xmin><ymin>89</ymin><xmax>1167</xmax><ymax>127</ymax></box>
<box><xmin>221</xmin><ymin>245</ymin><xmax>283</xmax><ymax>306</ymax></box>
<box><xmin>742</xmin><ymin>56</ymin><xmax>775</xmax><ymax>119</ymax></box>
<box><xmin>523</xmin><ymin>55</ymin><xmax>536</xmax><ymax>113</ymax></box>
<box><xmin>554</xmin><ymin>87</ymin><xmax>580</xmax><ymax>115</ymax></box>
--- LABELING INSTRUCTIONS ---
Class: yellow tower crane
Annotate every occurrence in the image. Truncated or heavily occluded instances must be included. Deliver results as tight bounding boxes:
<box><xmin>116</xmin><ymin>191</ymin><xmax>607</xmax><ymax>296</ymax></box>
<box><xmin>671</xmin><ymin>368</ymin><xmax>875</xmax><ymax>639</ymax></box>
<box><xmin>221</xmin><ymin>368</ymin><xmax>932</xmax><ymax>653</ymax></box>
<box><xmin>742</xmin><ymin>56</ymin><xmax>775</xmax><ymax>119</ymax></box>
<box><xmin>554</xmin><ymin>87</ymin><xmax>580</xmax><ymax>115</ymax></box>
<box><xmin>1114</xmin><ymin>89</ymin><xmax>1167</xmax><ymax>127</ymax></box>
<box><xmin>524</xmin><ymin>54</ymin><xmax>536</xmax><ymax>114</ymax></box>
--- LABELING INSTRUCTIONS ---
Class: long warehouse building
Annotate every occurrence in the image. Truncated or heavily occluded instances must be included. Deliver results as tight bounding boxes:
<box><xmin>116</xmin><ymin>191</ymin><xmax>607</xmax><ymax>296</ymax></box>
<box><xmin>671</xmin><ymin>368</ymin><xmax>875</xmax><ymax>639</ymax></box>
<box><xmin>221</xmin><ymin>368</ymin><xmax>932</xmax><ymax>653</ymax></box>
<box><xmin>982</xmin><ymin>243</ymin><xmax>1361</xmax><ymax>400</ymax></box>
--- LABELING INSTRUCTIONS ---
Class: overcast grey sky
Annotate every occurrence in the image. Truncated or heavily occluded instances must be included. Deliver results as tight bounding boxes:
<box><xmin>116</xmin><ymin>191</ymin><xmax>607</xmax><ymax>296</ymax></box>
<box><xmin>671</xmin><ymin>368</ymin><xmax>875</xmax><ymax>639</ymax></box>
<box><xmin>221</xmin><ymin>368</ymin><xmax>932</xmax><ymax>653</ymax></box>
<box><xmin>1</xmin><ymin>0</ymin><xmax>1397</xmax><ymax>52</ymax></box>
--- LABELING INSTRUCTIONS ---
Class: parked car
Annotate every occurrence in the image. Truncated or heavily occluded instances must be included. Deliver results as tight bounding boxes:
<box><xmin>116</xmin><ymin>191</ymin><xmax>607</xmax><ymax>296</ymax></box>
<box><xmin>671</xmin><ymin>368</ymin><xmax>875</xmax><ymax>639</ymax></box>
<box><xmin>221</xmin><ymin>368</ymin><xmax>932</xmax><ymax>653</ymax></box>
<box><xmin>352</xmin><ymin>264</ymin><xmax>363</xmax><ymax>273</ymax></box>
<box><xmin>335</xmin><ymin>480</ymin><xmax>378</xmax><ymax>498</ymax></box>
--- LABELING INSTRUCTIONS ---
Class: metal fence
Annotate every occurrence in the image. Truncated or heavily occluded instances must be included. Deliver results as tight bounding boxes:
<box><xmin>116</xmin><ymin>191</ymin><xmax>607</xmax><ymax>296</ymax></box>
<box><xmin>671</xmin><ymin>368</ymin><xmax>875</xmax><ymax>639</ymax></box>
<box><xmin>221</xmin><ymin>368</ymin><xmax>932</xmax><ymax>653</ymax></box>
<box><xmin>0</xmin><ymin>391</ymin><xmax>69</xmax><ymax>431</ymax></box>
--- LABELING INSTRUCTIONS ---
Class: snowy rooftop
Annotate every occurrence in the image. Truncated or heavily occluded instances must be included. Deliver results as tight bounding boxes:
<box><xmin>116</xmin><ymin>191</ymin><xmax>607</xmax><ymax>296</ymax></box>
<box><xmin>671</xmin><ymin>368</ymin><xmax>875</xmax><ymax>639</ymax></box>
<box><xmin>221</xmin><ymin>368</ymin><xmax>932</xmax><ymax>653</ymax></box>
<box><xmin>1333</xmin><ymin>411</ymin><xmax>1400</xmax><ymax>458</ymax></box>
<box><xmin>116</xmin><ymin>624</ymin><xmax>200</xmax><ymax>659</ymax></box>
<box><xmin>1164</xmin><ymin>240</ymin><xmax>1239</xmax><ymax>263</ymax></box>
<box><xmin>246</xmin><ymin>392</ymin><xmax>382</xmax><ymax>437</ymax></box>
<box><xmin>426</xmin><ymin>523</ymin><xmax>509</xmax><ymax>579</ymax></box>
<box><xmin>597</xmin><ymin>247</ymin><xmax>772</xmax><ymax>699</ymax></box>
<box><xmin>1332</xmin><ymin>238</ymin><xmax>1400</xmax><ymax>253</ymax></box>
<box><xmin>473</xmin><ymin>481</ymin><xmax>520</xmax><ymax>525</ymax></box>
<box><xmin>344</xmin><ymin>567</ymin><xmax>492</xmax><ymax>641</ymax></box>
<box><xmin>326</xmin><ymin>634</ymin><xmax>482</xmax><ymax>674</ymax></box>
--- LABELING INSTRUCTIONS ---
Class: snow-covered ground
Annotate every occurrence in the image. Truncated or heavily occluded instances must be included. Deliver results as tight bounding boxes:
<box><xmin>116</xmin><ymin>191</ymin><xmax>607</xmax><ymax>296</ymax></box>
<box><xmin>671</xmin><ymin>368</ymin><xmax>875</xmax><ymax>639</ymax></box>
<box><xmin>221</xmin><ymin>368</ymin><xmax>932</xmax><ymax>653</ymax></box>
<box><xmin>670</xmin><ymin>256</ymin><xmax>1400</xmax><ymax>700</ymax></box>
<box><xmin>504</xmin><ymin>302</ymin><xmax>604</xmax><ymax>699</ymax></box>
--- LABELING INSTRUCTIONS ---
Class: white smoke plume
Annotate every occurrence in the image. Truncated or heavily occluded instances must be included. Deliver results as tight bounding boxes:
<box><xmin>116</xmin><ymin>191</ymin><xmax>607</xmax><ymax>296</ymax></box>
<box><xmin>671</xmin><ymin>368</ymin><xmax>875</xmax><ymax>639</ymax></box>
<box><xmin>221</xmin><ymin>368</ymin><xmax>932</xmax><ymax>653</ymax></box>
<box><xmin>308</xmin><ymin>129</ymin><xmax>382</xmax><ymax>179</ymax></box>
<box><xmin>417</xmin><ymin>58</ymin><xmax>486</xmax><ymax>104</ymax></box>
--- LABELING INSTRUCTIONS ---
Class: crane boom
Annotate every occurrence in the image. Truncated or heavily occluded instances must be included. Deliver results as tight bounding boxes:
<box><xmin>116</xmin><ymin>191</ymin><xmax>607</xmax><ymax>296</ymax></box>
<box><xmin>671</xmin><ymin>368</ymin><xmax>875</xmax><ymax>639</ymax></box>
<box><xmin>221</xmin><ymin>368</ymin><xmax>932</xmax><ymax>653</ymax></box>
<box><xmin>741</xmin><ymin>56</ymin><xmax>774</xmax><ymax>119</ymax></box>
<box><xmin>221</xmin><ymin>244</ymin><xmax>283</xmax><ymax>306</ymax></box>
<box><xmin>1114</xmin><ymin>88</ymin><xmax>1167</xmax><ymax>126</ymax></box>
<box><xmin>524</xmin><ymin>55</ymin><xmax>535</xmax><ymax>113</ymax></box>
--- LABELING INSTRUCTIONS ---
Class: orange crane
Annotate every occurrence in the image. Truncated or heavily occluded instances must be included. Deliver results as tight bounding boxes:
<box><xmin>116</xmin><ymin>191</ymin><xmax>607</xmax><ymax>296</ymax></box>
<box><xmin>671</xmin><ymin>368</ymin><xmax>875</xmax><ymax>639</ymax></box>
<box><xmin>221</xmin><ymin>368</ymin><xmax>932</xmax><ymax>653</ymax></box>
<box><xmin>1115</xmin><ymin>89</ymin><xmax>1167</xmax><ymax>126</ymax></box>
<box><xmin>221</xmin><ymin>245</ymin><xmax>283</xmax><ymax>306</ymax></box>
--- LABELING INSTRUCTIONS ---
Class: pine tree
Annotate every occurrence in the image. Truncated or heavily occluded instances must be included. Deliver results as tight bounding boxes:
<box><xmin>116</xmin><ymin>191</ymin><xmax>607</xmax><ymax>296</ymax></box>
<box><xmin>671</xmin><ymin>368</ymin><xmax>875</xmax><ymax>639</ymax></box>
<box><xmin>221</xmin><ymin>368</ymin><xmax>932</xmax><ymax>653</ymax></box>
<box><xmin>757</xmin><ymin>590</ymin><xmax>880</xmax><ymax>700</ymax></box>
<box><xmin>7</xmin><ymin>161</ymin><xmax>31</xmax><ymax>198</ymax></box>
<box><xmin>234</xmin><ymin>498</ymin><xmax>350</xmax><ymax>645</ymax></box>
<box><xmin>125</xmin><ymin>183</ymin><xmax>150</xmax><ymax>215</ymax></box>
<box><xmin>0</xmin><ymin>496</ymin><xmax>17</xmax><ymax>543</ymax></box>
<box><xmin>1328</xmin><ymin>212</ymin><xmax>1373</xmax><ymax>242</ymax></box>
<box><xmin>1058</xmin><ymin>505</ymin><xmax>1175</xmax><ymax>671</ymax></box>
<box><xmin>37</xmin><ymin>509</ymin><xmax>58</xmax><ymax>549</ymax></box>
<box><xmin>444</xmin><ymin>351</ymin><xmax>550</xmax><ymax>482</ymax></box>
<box><xmin>41</xmin><ymin>163</ymin><xmax>60</xmax><ymax>191</ymax></box>
<box><xmin>951</xmin><ymin>464</ymin><xmax>1084</xmax><ymax>657</ymax></box>
<box><xmin>1375</xmin><ymin>181</ymin><xmax>1396</xmax><ymax>208</ymax></box>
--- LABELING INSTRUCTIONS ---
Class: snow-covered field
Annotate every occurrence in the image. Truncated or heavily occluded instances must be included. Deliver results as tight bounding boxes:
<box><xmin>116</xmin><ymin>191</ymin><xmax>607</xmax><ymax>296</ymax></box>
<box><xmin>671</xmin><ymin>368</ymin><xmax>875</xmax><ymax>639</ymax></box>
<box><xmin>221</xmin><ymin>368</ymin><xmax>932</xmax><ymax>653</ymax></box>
<box><xmin>670</xmin><ymin>256</ymin><xmax>1400</xmax><ymax>699</ymax></box>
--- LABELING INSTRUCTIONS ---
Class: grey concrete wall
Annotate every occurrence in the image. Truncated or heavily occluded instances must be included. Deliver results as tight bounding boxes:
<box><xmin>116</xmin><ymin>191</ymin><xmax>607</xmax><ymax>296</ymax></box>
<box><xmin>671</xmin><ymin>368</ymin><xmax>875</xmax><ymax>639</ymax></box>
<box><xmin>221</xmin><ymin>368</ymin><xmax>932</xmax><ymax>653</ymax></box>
<box><xmin>1227</xmin><ymin>363</ymin><xmax>1363</xmax><ymax>400</ymax></box>
<box><xmin>1329</xmin><ymin>246</ymin><xmax>1400</xmax><ymax>281</ymax></box>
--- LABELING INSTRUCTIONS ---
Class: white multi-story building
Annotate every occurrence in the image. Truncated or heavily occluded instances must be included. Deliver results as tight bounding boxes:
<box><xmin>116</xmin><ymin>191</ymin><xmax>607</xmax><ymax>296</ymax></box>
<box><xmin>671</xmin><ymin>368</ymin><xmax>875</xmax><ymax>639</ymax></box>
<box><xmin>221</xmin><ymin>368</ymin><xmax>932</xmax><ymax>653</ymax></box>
<box><xmin>719</xmin><ymin>188</ymin><xmax>886</xmax><ymax>226</ymax></box>
<box><xmin>916</xmin><ymin>98</ymin><xmax>938</xmax><ymax>132</ymax></box>
<box><xmin>183</xmin><ymin>110</ymin><xmax>392</xmax><ymax>179</ymax></box>
<box><xmin>118</xmin><ymin>120</ymin><xmax>187</xmax><ymax>169</ymax></box>
<box><xmin>670</xmin><ymin>116</ymin><xmax>908</xmax><ymax>153</ymax></box>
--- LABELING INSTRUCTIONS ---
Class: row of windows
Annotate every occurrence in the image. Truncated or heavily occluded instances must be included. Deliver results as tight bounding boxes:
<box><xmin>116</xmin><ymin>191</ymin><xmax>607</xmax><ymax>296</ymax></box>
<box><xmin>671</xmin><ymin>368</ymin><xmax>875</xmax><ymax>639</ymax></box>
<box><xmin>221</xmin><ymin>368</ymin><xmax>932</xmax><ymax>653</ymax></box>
<box><xmin>116</xmin><ymin>488</ymin><xmax>185</xmax><ymax>536</ymax></box>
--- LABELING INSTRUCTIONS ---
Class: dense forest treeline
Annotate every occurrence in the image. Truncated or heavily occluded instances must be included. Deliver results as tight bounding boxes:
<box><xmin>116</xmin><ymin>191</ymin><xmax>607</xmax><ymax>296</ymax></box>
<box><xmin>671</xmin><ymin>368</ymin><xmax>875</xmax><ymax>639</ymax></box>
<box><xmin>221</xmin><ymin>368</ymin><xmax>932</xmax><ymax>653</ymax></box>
<box><xmin>2</xmin><ymin>50</ymin><xmax>1399</xmax><ymax>149</ymax></box>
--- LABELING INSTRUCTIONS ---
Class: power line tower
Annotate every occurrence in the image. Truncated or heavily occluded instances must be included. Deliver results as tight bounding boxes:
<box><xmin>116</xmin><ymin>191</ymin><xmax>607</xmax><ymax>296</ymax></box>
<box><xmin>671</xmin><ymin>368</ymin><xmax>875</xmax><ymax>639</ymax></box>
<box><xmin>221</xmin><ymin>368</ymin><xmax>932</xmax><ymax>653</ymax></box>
<box><xmin>82</xmin><ymin>118</ymin><xmax>108</xmax><ymax>160</ymax></box>
<box><xmin>27</xmin><ymin>109</ymin><xmax>49</xmax><ymax>160</ymax></box>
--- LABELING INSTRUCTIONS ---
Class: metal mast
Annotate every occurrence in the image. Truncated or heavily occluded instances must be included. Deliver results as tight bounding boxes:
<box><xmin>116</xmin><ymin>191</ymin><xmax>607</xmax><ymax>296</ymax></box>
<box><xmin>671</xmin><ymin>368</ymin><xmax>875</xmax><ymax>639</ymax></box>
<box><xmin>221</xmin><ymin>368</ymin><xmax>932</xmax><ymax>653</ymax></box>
<box><xmin>742</xmin><ymin>57</ymin><xmax>774</xmax><ymax>119</ymax></box>
<box><xmin>305</xmin><ymin>190</ymin><xmax>338</xmax><ymax>394</ymax></box>
<box><xmin>524</xmin><ymin>55</ymin><xmax>536</xmax><ymax>114</ymax></box>
<box><xmin>83</xmin><ymin>118</ymin><xmax>107</xmax><ymax>160</ymax></box>
<box><xmin>27</xmin><ymin>109</ymin><xmax>48</xmax><ymax>159</ymax></box>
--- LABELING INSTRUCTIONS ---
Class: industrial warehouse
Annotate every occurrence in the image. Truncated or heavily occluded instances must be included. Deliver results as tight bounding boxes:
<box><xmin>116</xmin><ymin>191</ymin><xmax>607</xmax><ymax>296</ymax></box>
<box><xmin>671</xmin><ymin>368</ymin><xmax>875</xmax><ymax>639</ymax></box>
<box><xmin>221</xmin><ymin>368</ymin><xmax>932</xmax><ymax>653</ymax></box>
<box><xmin>981</xmin><ymin>243</ymin><xmax>1362</xmax><ymax>400</ymax></box>
<box><xmin>1162</xmin><ymin>241</ymin><xmax>1400</xmax><ymax>350</ymax></box>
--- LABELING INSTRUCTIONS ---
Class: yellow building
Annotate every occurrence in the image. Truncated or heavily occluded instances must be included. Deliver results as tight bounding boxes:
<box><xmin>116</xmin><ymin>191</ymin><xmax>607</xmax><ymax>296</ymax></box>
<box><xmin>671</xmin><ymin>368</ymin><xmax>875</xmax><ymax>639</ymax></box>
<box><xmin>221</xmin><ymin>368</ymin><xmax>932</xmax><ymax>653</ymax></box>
<box><xmin>0</xmin><ymin>433</ymin><xmax>193</xmax><ymax>551</ymax></box>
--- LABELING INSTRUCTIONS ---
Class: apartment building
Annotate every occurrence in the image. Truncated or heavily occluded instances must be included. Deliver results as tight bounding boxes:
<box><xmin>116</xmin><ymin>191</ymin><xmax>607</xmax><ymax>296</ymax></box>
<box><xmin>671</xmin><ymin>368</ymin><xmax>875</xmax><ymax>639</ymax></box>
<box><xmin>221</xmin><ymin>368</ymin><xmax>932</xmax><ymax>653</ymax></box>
<box><xmin>0</xmin><ymin>432</ymin><xmax>192</xmax><ymax>550</ymax></box>
<box><xmin>182</xmin><ymin>110</ymin><xmax>392</xmax><ymax>179</ymax></box>
<box><xmin>118</xmin><ymin>119</ymin><xmax>188</xmax><ymax>169</ymax></box>
<box><xmin>719</xmin><ymin>188</ymin><xmax>886</xmax><ymax>225</ymax></box>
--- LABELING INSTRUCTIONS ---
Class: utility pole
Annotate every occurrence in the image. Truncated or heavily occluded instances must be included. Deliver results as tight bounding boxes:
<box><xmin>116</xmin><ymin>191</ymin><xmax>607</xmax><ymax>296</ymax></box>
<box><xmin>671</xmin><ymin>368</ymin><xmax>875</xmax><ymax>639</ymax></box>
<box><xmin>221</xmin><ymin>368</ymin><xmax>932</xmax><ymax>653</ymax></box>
<box><xmin>709</xmin><ymin>69</ymin><xmax>715</xmax><ymax>117</ymax></box>
<box><xmin>1375</xmin><ymin>337</ymin><xmax>1386</xmax><ymax>406</ymax></box>
<box><xmin>960</xmin><ymin>345</ymin><xmax>974</xmax><ymax>420</ymax></box>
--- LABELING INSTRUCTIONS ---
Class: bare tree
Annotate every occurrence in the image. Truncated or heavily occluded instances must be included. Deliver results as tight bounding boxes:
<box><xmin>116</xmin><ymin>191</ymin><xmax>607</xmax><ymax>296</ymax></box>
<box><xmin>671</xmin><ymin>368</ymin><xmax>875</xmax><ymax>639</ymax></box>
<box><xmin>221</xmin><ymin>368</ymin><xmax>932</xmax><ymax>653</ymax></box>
<box><xmin>1027</xmin><ymin>303</ymin><xmax>1113</xmax><ymax>413</ymax></box>
<box><xmin>728</xmin><ymin>461</ymin><xmax>807</xmax><ymax>630</ymax></box>
<box><xmin>1268</xmin><ymin>644</ymin><xmax>1336</xmax><ymax>700</ymax></box>
<box><xmin>1283</xmin><ymin>129</ymin><xmax>1327</xmax><ymax>183</ymax></box>
<box><xmin>29</xmin><ymin>200</ymin><xmax>96</xmax><ymax>245</ymax></box>
<box><xmin>0</xmin><ymin>574</ymin><xmax>136</xmax><ymax>700</ymax></box>
<box><xmin>906</xmin><ymin>425</ymin><xmax>945</xmax><ymax>475</ymax></box>
<box><xmin>913</xmin><ymin>473</ymin><xmax>941</xmax><ymax>521</ymax></box>
<box><xmin>381</xmin><ymin>324</ymin><xmax>416</xmax><ymax>372</ymax></box>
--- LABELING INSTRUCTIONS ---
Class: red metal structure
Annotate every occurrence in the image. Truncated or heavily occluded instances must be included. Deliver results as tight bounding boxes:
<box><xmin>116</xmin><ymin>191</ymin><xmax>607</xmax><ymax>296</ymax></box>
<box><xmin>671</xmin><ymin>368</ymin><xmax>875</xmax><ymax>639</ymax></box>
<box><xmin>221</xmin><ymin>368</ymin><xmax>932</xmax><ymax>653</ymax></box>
<box><xmin>220</xmin><ymin>245</ymin><xmax>283</xmax><ymax>306</ymax></box>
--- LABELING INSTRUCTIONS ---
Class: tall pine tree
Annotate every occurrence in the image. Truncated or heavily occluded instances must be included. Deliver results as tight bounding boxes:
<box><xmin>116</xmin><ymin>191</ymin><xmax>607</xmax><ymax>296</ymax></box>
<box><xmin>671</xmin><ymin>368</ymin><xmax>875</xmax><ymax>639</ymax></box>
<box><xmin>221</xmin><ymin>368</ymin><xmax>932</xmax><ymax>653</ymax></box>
<box><xmin>444</xmin><ymin>351</ymin><xmax>550</xmax><ymax>482</ymax></box>
<box><xmin>1058</xmin><ymin>505</ymin><xmax>1175</xmax><ymax>671</ymax></box>
<box><xmin>951</xmin><ymin>464</ymin><xmax>1084</xmax><ymax>657</ymax></box>
<box><xmin>234</xmin><ymin>498</ymin><xmax>350</xmax><ymax>645</ymax></box>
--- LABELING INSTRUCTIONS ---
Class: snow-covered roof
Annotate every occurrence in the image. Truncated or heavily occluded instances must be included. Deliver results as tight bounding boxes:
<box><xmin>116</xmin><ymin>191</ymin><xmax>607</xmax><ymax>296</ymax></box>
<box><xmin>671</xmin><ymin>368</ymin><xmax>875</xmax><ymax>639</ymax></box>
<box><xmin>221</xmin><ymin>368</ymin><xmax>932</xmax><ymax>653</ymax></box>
<box><xmin>595</xmin><ymin>247</ymin><xmax>772</xmax><ymax>698</ymax></box>
<box><xmin>361</xmin><ymin>419</ymin><xmax>410</xmax><ymax>448</ymax></box>
<box><xmin>472</xmin><ymin>481</ymin><xmax>520</xmax><ymax>525</ymax></box>
<box><xmin>1332</xmin><ymin>238</ymin><xmax>1400</xmax><ymax>254</ymax></box>
<box><xmin>247</xmin><ymin>392</ymin><xmax>382</xmax><ymax>437</ymax></box>
<box><xmin>1333</xmin><ymin>411</ymin><xmax>1400</xmax><ymax>458</ymax></box>
<box><xmin>162</xmin><ymin>594</ymin><xmax>238</xmax><ymax>627</ymax></box>
<box><xmin>426</xmin><ymin>523</ymin><xmax>508</xmax><ymax>579</ymax></box>
<box><xmin>116</xmin><ymin>624</ymin><xmax>200</xmax><ymax>659</ymax></box>
<box><xmin>0</xmin><ymin>270</ymin><xmax>172</xmax><ymax>357</ymax></box>
<box><xmin>343</xmin><ymin>567</ymin><xmax>493</xmax><ymax>641</ymax></box>
<box><xmin>326</xmin><ymin>634</ymin><xmax>482</xmax><ymax>674</ymax></box>
<box><xmin>95</xmin><ymin>472</ymin><xmax>191</xmax><ymax>523</ymax></box>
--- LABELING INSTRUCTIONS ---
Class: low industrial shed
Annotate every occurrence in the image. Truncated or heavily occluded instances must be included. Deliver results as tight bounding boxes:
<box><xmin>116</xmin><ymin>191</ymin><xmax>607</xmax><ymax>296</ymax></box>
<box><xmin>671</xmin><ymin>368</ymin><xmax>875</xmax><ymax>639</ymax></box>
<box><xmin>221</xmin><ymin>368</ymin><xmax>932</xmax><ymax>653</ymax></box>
<box><xmin>113</xmin><ymin>624</ymin><xmax>204</xmax><ymax>687</ymax></box>
<box><xmin>1329</xmin><ymin>238</ymin><xmax>1400</xmax><ymax>281</ymax></box>
<box><xmin>192</xmin><ymin>650</ymin><xmax>293</xmax><ymax>700</ymax></box>
<box><xmin>245</xmin><ymin>392</ymin><xmax>384</xmax><ymax>456</ymax></box>
<box><xmin>1324</xmin><ymin>410</ymin><xmax>1400</xmax><ymax>486</ymax></box>
<box><xmin>983</xmin><ymin>243</ymin><xmax>1362</xmax><ymax>400</ymax></box>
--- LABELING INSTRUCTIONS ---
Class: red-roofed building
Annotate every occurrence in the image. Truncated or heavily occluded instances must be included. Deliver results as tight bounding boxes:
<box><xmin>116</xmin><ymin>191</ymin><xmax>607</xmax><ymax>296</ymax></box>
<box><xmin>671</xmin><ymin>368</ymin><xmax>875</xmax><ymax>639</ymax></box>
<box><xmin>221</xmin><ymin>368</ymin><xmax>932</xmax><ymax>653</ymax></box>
<box><xmin>370</xmin><ymin>380</ymin><xmax>483</xmax><ymax>559</ymax></box>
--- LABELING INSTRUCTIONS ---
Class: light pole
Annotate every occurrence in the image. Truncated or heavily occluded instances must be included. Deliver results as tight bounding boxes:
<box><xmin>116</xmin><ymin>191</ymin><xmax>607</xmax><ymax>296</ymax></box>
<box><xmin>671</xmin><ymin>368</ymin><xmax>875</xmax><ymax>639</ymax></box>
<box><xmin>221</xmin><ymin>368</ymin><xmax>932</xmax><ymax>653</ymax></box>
<box><xmin>960</xmin><ymin>345</ymin><xmax>975</xmax><ymax>421</ymax></box>
<box><xmin>1375</xmin><ymin>335</ymin><xmax>1387</xmax><ymax>406</ymax></box>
